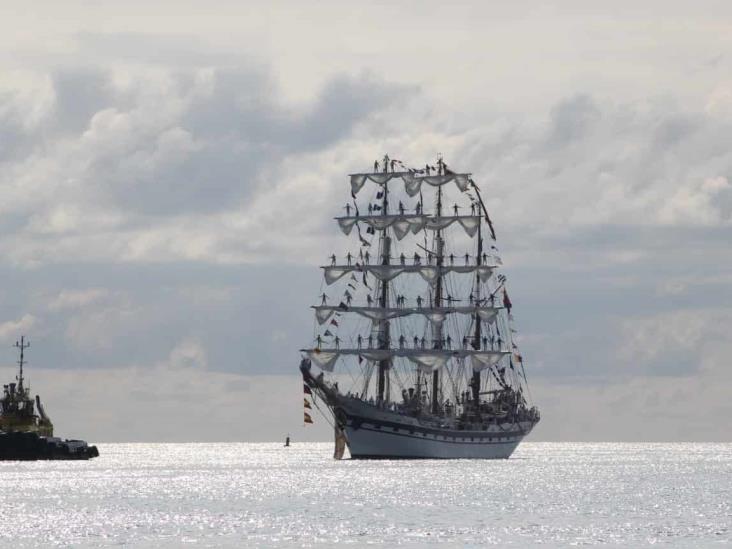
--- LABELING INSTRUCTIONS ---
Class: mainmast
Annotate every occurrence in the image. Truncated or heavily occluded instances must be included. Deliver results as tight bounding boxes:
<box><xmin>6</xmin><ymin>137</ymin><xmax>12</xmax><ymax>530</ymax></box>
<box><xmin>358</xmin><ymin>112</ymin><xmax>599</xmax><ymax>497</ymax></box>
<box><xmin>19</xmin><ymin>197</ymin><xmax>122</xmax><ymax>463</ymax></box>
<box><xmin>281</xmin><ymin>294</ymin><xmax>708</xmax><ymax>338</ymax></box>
<box><xmin>471</xmin><ymin>220</ymin><xmax>483</xmax><ymax>406</ymax></box>
<box><xmin>431</xmin><ymin>158</ymin><xmax>444</xmax><ymax>415</ymax></box>
<box><xmin>14</xmin><ymin>336</ymin><xmax>29</xmax><ymax>392</ymax></box>
<box><xmin>377</xmin><ymin>154</ymin><xmax>391</xmax><ymax>403</ymax></box>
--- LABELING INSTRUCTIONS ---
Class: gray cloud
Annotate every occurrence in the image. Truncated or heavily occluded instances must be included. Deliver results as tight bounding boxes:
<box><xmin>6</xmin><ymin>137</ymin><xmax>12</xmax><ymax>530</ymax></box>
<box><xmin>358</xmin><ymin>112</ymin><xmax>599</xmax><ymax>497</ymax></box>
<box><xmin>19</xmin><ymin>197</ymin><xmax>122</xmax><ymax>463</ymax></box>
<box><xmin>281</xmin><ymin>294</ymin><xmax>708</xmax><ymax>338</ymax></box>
<box><xmin>0</xmin><ymin>11</ymin><xmax>731</xmax><ymax>441</ymax></box>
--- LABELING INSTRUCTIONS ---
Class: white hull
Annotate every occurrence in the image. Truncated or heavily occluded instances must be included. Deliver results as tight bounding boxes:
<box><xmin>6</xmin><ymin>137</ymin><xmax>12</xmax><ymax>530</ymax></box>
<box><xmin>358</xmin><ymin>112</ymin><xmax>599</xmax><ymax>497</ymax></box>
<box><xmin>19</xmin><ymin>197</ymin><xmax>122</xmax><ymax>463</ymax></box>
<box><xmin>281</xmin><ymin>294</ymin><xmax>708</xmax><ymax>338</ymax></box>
<box><xmin>345</xmin><ymin>424</ymin><xmax>524</xmax><ymax>459</ymax></box>
<box><xmin>337</xmin><ymin>397</ymin><xmax>535</xmax><ymax>459</ymax></box>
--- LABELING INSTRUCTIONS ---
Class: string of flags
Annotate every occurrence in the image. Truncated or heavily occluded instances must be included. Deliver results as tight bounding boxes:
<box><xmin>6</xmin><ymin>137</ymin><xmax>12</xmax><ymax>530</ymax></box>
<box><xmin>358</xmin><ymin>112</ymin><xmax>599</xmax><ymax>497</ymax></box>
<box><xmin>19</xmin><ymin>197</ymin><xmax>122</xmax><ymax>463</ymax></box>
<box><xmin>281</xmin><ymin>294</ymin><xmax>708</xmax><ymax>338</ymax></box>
<box><xmin>303</xmin><ymin>382</ymin><xmax>313</xmax><ymax>424</ymax></box>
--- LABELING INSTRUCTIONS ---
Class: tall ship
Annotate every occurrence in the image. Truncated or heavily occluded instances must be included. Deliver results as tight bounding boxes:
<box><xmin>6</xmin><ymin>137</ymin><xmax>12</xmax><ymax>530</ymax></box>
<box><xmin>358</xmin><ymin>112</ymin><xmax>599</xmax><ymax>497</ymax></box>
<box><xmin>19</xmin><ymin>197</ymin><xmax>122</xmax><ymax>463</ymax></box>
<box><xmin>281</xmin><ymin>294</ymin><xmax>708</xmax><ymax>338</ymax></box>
<box><xmin>1</xmin><ymin>336</ymin><xmax>99</xmax><ymax>460</ymax></box>
<box><xmin>300</xmin><ymin>155</ymin><xmax>539</xmax><ymax>459</ymax></box>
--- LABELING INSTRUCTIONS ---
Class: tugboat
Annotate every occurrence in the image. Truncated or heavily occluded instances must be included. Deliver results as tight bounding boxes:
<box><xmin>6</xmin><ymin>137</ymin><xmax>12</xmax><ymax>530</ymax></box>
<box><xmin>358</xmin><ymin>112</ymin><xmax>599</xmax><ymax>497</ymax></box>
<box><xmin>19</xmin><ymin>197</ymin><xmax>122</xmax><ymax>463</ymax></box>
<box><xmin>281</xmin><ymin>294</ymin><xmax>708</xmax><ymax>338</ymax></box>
<box><xmin>0</xmin><ymin>336</ymin><xmax>99</xmax><ymax>460</ymax></box>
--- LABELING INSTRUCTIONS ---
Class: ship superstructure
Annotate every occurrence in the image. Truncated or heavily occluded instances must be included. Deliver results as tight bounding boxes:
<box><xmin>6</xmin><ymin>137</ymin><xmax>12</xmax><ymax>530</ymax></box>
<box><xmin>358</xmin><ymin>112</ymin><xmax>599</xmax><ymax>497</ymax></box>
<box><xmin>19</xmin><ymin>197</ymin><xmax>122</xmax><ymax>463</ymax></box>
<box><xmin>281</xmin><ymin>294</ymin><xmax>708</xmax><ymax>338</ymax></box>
<box><xmin>0</xmin><ymin>337</ymin><xmax>53</xmax><ymax>436</ymax></box>
<box><xmin>300</xmin><ymin>156</ymin><xmax>539</xmax><ymax>459</ymax></box>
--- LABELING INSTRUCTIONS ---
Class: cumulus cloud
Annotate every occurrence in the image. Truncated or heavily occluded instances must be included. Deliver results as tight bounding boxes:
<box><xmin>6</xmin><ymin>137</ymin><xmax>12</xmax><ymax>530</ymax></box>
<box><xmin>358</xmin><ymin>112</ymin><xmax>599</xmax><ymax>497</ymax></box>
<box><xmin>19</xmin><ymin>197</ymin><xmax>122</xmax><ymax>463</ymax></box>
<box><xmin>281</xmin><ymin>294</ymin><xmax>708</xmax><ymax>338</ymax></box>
<box><xmin>0</xmin><ymin>5</ymin><xmax>730</xmax><ymax>441</ymax></box>
<box><xmin>0</xmin><ymin>314</ymin><xmax>36</xmax><ymax>341</ymax></box>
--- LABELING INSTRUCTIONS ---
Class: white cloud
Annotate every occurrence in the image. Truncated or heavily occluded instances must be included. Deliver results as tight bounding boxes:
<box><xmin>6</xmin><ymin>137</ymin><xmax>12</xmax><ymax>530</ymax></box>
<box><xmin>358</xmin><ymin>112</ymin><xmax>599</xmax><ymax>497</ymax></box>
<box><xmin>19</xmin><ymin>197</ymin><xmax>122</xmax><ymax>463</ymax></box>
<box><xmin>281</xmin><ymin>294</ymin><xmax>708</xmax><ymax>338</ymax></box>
<box><xmin>48</xmin><ymin>288</ymin><xmax>109</xmax><ymax>311</ymax></box>
<box><xmin>0</xmin><ymin>3</ymin><xmax>730</xmax><ymax>442</ymax></box>
<box><xmin>0</xmin><ymin>314</ymin><xmax>36</xmax><ymax>341</ymax></box>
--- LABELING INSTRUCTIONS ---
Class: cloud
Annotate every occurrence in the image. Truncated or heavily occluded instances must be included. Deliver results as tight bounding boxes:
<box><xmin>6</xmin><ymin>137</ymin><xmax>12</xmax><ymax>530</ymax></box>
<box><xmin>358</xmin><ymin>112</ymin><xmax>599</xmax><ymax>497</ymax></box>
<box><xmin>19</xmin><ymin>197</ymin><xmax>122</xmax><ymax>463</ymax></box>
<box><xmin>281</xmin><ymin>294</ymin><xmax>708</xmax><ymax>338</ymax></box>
<box><xmin>48</xmin><ymin>288</ymin><xmax>109</xmax><ymax>311</ymax></box>
<box><xmin>0</xmin><ymin>12</ymin><xmax>731</xmax><ymax>443</ymax></box>
<box><xmin>0</xmin><ymin>314</ymin><xmax>36</xmax><ymax>341</ymax></box>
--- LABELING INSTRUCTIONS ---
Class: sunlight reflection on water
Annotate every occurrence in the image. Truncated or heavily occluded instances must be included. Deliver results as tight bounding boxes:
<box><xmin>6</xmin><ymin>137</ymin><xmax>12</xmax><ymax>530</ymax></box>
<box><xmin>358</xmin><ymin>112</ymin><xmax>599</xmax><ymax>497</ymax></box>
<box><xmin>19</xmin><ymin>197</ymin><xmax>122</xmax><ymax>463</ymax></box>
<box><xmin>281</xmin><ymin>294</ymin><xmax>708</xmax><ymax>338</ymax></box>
<box><xmin>0</xmin><ymin>442</ymin><xmax>729</xmax><ymax>547</ymax></box>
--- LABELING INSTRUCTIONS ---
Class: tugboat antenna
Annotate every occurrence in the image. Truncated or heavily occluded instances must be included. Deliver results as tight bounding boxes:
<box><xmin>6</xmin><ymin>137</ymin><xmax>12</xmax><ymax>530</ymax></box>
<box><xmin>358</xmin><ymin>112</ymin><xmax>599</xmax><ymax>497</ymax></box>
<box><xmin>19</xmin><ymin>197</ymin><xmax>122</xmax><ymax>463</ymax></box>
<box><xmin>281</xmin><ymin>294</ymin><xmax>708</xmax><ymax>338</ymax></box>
<box><xmin>14</xmin><ymin>336</ymin><xmax>29</xmax><ymax>391</ymax></box>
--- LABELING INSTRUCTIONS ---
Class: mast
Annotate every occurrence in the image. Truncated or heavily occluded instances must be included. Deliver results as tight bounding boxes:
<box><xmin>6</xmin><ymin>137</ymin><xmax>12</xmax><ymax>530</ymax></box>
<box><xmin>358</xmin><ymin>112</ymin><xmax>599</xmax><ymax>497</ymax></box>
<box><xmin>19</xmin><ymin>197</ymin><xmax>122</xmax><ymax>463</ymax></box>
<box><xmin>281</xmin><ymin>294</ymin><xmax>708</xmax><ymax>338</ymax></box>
<box><xmin>377</xmin><ymin>155</ymin><xmax>391</xmax><ymax>403</ymax></box>
<box><xmin>14</xmin><ymin>336</ymin><xmax>29</xmax><ymax>392</ymax></box>
<box><xmin>431</xmin><ymin>159</ymin><xmax>444</xmax><ymax>415</ymax></box>
<box><xmin>471</xmin><ymin>220</ymin><xmax>483</xmax><ymax>406</ymax></box>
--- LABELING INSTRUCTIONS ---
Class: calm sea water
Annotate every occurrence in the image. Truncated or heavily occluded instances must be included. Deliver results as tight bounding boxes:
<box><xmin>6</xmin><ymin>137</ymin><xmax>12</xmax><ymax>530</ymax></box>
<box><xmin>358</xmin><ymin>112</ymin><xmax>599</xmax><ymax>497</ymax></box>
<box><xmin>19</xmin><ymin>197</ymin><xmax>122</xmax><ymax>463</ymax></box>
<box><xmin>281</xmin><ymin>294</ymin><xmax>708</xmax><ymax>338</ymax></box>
<box><xmin>0</xmin><ymin>443</ymin><xmax>729</xmax><ymax>547</ymax></box>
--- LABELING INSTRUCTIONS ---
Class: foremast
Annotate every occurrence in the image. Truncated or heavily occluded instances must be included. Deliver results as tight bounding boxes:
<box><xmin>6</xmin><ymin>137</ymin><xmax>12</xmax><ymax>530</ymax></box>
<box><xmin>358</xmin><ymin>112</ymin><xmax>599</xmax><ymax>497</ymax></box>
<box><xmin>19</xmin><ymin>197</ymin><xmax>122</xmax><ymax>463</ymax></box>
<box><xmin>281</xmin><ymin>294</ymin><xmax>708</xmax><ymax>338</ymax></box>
<box><xmin>431</xmin><ymin>159</ymin><xmax>445</xmax><ymax>415</ymax></box>
<box><xmin>376</xmin><ymin>154</ymin><xmax>391</xmax><ymax>403</ymax></box>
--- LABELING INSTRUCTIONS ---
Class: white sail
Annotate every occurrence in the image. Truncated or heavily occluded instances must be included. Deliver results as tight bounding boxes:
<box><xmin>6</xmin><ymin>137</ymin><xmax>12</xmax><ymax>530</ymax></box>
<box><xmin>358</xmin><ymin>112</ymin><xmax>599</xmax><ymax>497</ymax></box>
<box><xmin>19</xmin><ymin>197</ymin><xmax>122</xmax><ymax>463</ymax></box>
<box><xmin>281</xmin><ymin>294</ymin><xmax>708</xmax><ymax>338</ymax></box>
<box><xmin>349</xmin><ymin>172</ymin><xmax>471</xmax><ymax>196</ymax></box>
<box><xmin>312</xmin><ymin>305</ymin><xmax>500</xmax><ymax>326</ymax></box>
<box><xmin>336</xmin><ymin>214</ymin><xmax>480</xmax><ymax>240</ymax></box>
<box><xmin>323</xmin><ymin>264</ymin><xmax>495</xmax><ymax>286</ymax></box>
<box><xmin>304</xmin><ymin>348</ymin><xmax>507</xmax><ymax>372</ymax></box>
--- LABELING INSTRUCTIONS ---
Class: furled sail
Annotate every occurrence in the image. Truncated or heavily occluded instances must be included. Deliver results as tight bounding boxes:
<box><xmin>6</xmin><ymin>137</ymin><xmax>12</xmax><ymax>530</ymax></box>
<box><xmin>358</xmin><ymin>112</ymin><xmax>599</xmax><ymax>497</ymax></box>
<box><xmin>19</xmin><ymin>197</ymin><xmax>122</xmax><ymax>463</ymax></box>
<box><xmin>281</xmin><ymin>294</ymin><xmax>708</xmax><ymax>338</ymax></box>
<box><xmin>349</xmin><ymin>172</ymin><xmax>471</xmax><ymax>196</ymax></box>
<box><xmin>303</xmin><ymin>348</ymin><xmax>507</xmax><ymax>372</ymax></box>
<box><xmin>323</xmin><ymin>264</ymin><xmax>495</xmax><ymax>286</ymax></box>
<box><xmin>312</xmin><ymin>305</ymin><xmax>500</xmax><ymax>326</ymax></box>
<box><xmin>336</xmin><ymin>215</ymin><xmax>480</xmax><ymax>240</ymax></box>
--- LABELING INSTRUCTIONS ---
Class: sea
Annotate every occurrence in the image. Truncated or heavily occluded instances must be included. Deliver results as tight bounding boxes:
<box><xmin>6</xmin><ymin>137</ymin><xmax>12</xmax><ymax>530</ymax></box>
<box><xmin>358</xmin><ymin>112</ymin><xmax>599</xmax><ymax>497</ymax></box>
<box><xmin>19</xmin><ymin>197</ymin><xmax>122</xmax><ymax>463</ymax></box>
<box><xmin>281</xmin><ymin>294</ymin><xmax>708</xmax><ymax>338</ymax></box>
<box><xmin>0</xmin><ymin>443</ymin><xmax>729</xmax><ymax>548</ymax></box>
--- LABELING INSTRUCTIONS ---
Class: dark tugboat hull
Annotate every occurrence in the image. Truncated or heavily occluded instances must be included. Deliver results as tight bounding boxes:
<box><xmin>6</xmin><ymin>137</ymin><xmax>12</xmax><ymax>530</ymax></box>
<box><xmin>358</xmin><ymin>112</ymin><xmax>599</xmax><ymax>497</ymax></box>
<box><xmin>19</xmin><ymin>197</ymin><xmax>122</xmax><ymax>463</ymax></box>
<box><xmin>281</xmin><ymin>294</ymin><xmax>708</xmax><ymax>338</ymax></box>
<box><xmin>0</xmin><ymin>431</ymin><xmax>99</xmax><ymax>461</ymax></box>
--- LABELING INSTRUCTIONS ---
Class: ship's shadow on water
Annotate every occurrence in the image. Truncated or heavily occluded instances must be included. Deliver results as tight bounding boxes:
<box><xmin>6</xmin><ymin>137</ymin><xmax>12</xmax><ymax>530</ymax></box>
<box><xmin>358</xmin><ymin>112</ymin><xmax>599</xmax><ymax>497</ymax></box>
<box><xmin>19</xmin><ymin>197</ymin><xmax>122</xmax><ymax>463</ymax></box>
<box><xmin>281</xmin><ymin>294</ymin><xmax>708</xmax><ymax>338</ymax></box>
<box><xmin>0</xmin><ymin>442</ymin><xmax>729</xmax><ymax>548</ymax></box>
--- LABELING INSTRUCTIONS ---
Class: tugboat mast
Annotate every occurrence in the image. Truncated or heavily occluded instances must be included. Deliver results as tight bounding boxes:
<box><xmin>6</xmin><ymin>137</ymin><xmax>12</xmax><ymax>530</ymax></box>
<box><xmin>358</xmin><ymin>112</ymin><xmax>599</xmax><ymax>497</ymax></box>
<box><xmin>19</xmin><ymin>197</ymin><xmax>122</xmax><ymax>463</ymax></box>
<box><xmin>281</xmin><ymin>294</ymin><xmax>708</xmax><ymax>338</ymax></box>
<box><xmin>14</xmin><ymin>336</ymin><xmax>29</xmax><ymax>392</ymax></box>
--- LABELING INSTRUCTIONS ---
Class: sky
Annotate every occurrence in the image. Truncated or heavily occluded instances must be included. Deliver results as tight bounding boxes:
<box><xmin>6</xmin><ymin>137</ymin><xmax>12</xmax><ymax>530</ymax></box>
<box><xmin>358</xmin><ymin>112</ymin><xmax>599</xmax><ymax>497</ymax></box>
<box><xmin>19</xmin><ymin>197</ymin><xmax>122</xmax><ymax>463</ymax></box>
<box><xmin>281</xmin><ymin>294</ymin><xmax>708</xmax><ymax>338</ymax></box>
<box><xmin>0</xmin><ymin>1</ymin><xmax>730</xmax><ymax>442</ymax></box>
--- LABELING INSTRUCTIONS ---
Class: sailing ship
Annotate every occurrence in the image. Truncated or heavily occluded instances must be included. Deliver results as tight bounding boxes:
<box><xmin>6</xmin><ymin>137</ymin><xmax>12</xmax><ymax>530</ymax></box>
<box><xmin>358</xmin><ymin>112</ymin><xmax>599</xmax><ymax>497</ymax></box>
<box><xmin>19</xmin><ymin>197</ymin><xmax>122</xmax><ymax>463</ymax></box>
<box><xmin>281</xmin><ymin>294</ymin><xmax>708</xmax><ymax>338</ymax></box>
<box><xmin>299</xmin><ymin>155</ymin><xmax>540</xmax><ymax>459</ymax></box>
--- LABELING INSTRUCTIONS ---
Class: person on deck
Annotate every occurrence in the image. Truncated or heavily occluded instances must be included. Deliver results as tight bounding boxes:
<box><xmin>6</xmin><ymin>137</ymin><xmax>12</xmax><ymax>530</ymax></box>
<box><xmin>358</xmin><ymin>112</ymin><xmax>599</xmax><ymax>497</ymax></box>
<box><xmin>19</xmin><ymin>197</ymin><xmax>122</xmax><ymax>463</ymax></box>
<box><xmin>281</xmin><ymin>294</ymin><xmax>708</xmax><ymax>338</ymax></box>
<box><xmin>364</xmin><ymin>251</ymin><xmax>370</xmax><ymax>264</ymax></box>
<box><xmin>446</xmin><ymin>335</ymin><xmax>452</xmax><ymax>349</ymax></box>
<box><xmin>368</xmin><ymin>335</ymin><xmax>373</xmax><ymax>348</ymax></box>
<box><xmin>414</xmin><ymin>253</ymin><xmax>421</xmax><ymax>265</ymax></box>
<box><xmin>462</xmin><ymin>336</ymin><xmax>468</xmax><ymax>349</ymax></box>
<box><xmin>453</xmin><ymin>204</ymin><xmax>459</xmax><ymax>216</ymax></box>
<box><xmin>416</xmin><ymin>295</ymin><xmax>423</xmax><ymax>308</ymax></box>
<box><xmin>413</xmin><ymin>335</ymin><xmax>419</xmax><ymax>348</ymax></box>
<box><xmin>469</xmin><ymin>293</ymin><xmax>474</xmax><ymax>305</ymax></box>
<box><xmin>330</xmin><ymin>254</ymin><xmax>336</xmax><ymax>266</ymax></box>
<box><xmin>482</xmin><ymin>252</ymin><xmax>488</xmax><ymax>264</ymax></box>
<box><xmin>399</xmin><ymin>201</ymin><xmax>405</xmax><ymax>215</ymax></box>
<box><xmin>368</xmin><ymin>204</ymin><xmax>373</xmax><ymax>215</ymax></box>
<box><xmin>470</xmin><ymin>202</ymin><xmax>476</xmax><ymax>215</ymax></box>
<box><xmin>449</xmin><ymin>253</ymin><xmax>455</xmax><ymax>265</ymax></box>
<box><xmin>400</xmin><ymin>253</ymin><xmax>406</xmax><ymax>265</ymax></box>
<box><xmin>334</xmin><ymin>336</ymin><xmax>341</xmax><ymax>349</ymax></box>
<box><xmin>357</xmin><ymin>334</ymin><xmax>363</xmax><ymax>349</ymax></box>
<box><xmin>345</xmin><ymin>203</ymin><xmax>351</xmax><ymax>216</ymax></box>
<box><xmin>320</xmin><ymin>293</ymin><xmax>328</xmax><ymax>305</ymax></box>
<box><xmin>346</xmin><ymin>252</ymin><xmax>353</xmax><ymax>266</ymax></box>
<box><xmin>465</xmin><ymin>253</ymin><xmax>470</xmax><ymax>265</ymax></box>
<box><xmin>316</xmin><ymin>335</ymin><xmax>323</xmax><ymax>349</ymax></box>
<box><xmin>346</xmin><ymin>293</ymin><xmax>352</xmax><ymax>306</ymax></box>
<box><xmin>415</xmin><ymin>201</ymin><xmax>422</xmax><ymax>214</ymax></box>
<box><xmin>374</xmin><ymin>160</ymin><xmax>379</xmax><ymax>172</ymax></box>
<box><xmin>399</xmin><ymin>335</ymin><xmax>405</xmax><ymax>349</ymax></box>
<box><xmin>482</xmin><ymin>336</ymin><xmax>488</xmax><ymax>349</ymax></box>
<box><xmin>427</xmin><ymin>252</ymin><xmax>433</xmax><ymax>265</ymax></box>
<box><xmin>420</xmin><ymin>337</ymin><xmax>426</xmax><ymax>349</ymax></box>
